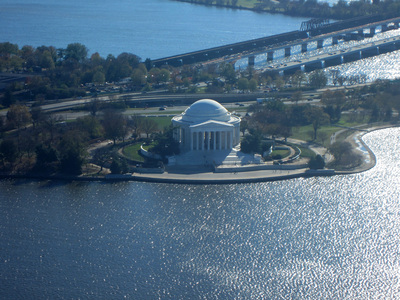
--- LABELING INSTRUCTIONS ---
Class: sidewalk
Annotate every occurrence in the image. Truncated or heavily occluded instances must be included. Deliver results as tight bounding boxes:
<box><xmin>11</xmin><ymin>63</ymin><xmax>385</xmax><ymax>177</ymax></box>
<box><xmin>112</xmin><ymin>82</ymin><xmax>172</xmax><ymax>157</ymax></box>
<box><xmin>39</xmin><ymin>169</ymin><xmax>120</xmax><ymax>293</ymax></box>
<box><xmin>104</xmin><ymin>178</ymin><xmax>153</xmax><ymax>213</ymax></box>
<box><xmin>132</xmin><ymin>166</ymin><xmax>310</xmax><ymax>184</ymax></box>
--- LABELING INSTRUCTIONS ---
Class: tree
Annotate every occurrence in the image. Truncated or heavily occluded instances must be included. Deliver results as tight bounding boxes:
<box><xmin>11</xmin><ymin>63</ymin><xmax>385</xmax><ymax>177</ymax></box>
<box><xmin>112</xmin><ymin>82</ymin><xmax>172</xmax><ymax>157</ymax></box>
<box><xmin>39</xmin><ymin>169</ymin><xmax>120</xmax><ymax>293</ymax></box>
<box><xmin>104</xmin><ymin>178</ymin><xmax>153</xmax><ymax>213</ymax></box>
<box><xmin>2</xmin><ymin>89</ymin><xmax>16</xmax><ymax>107</ymax></box>
<box><xmin>292</xmin><ymin>70</ymin><xmax>306</xmax><ymax>88</ymax></box>
<box><xmin>102</xmin><ymin>110</ymin><xmax>127</xmax><ymax>144</ymax></box>
<box><xmin>6</xmin><ymin>105</ymin><xmax>31</xmax><ymax>130</ymax></box>
<box><xmin>30</xmin><ymin>106</ymin><xmax>45</xmax><ymax>129</ymax></box>
<box><xmin>274</xmin><ymin>77</ymin><xmax>285</xmax><ymax>90</ymax></box>
<box><xmin>40</xmin><ymin>50</ymin><xmax>55</xmax><ymax>69</ymax></box>
<box><xmin>240</xmin><ymin>130</ymin><xmax>263</xmax><ymax>154</ymax></box>
<box><xmin>92</xmin><ymin>71</ymin><xmax>105</xmax><ymax>84</ymax></box>
<box><xmin>58</xmin><ymin>130</ymin><xmax>87</xmax><ymax>175</ymax></box>
<box><xmin>321</xmin><ymin>90</ymin><xmax>346</xmax><ymax>108</ymax></box>
<box><xmin>240</xmin><ymin>118</ymin><xmax>249</xmax><ymax>136</ymax></box>
<box><xmin>34</xmin><ymin>144</ymin><xmax>58</xmax><ymax>172</ymax></box>
<box><xmin>329</xmin><ymin>141</ymin><xmax>352</xmax><ymax>164</ymax></box>
<box><xmin>221</xmin><ymin>62</ymin><xmax>236</xmax><ymax>82</ymax></box>
<box><xmin>131</xmin><ymin>68</ymin><xmax>147</xmax><ymax>87</ymax></box>
<box><xmin>159</xmin><ymin>68</ymin><xmax>170</xmax><ymax>85</ymax></box>
<box><xmin>88</xmin><ymin>98</ymin><xmax>101</xmax><ymax>116</ymax></box>
<box><xmin>308</xmin><ymin>154</ymin><xmax>325</xmax><ymax>169</ymax></box>
<box><xmin>90</xmin><ymin>52</ymin><xmax>105</xmax><ymax>67</ymax></box>
<box><xmin>329</xmin><ymin>141</ymin><xmax>362</xmax><ymax>168</ymax></box>
<box><xmin>309</xmin><ymin>70</ymin><xmax>327</xmax><ymax>89</ymax></box>
<box><xmin>150</xmin><ymin>125</ymin><xmax>180</xmax><ymax>158</ymax></box>
<box><xmin>141</xmin><ymin>118</ymin><xmax>158</xmax><ymax>139</ymax></box>
<box><xmin>0</xmin><ymin>139</ymin><xmax>18</xmax><ymax>165</ymax></box>
<box><xmin>129</xmin><ymin>114</ymin><xmax>144</xmax><ymax>139</ymax></box>
<box><xmin>41</xmin><ymin>113</ymin><xmax>64</xmax><ymax>143</ymax></box>
<box><xmin>249</xmin><ymin>78</ymin><xmax>258</xmax><ymax>92</ymax></box>
<box><xmin>237</xmin><ymin>77</ymin><xmax>249</xmax><ymax>92</ymax></box>
<box><xmin>110</xmin><ymin>159</ymin><xmax>122</xmax><ymax>174</ymax></box>
<box><xmin>109</xmin><ymin>156</ymin><xmax>129</xmax><ymax>174</ymax></box>
<box><xmin>291</xmin><ymin>91</ymin><xmax>302</xmax><ymax>105</ymax></box>
<box><xmin>76</xmin><ymin>115</ymin><xmax>103</xmax><ymax>139</ymax></box>
<box><xmin>64</xmin><ymin>43</ymin><xmax>88</xmax><ymax>63</ymax></box>
<box><xmin>305</xmin><ymin>106</ymin><xmax>330</xmax><ymax>141</ymax></box>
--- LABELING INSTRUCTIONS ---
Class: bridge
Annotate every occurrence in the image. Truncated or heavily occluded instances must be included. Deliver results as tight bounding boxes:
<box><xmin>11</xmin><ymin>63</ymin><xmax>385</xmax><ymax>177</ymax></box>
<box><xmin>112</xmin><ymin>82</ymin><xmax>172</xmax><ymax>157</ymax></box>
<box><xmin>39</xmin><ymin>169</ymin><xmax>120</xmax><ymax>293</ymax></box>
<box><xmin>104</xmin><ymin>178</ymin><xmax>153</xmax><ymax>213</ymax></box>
<box><xmin>279</xmin><ymin>35</ymin><xmax>400</xmax><ymax>75</ymax></box>
<box><xmin>151</xmin><ymin>13</ymin><xmax>400</xmax><ymax>68</ymax></box>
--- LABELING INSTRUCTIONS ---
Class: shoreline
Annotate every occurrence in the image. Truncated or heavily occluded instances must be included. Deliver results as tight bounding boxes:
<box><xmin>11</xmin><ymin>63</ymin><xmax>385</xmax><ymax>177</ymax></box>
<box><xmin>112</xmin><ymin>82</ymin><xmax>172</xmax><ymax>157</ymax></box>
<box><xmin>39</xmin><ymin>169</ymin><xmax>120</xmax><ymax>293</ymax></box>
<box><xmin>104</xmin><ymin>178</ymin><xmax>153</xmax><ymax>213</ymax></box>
<box><xmin>1</xmin><ymin>126</ymin><xmax>392</xmax><ymax>185</ymax></box>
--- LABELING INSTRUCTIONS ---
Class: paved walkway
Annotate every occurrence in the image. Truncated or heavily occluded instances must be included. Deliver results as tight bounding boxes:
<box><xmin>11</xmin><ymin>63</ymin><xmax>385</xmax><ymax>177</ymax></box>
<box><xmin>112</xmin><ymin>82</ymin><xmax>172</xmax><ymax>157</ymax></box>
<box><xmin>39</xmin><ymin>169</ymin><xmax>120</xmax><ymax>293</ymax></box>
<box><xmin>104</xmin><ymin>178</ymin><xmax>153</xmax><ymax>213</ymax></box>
<box><xmin>132</xmin><ymin>166</ymin><xmax>310</xmax><ymax>184</ymax></box>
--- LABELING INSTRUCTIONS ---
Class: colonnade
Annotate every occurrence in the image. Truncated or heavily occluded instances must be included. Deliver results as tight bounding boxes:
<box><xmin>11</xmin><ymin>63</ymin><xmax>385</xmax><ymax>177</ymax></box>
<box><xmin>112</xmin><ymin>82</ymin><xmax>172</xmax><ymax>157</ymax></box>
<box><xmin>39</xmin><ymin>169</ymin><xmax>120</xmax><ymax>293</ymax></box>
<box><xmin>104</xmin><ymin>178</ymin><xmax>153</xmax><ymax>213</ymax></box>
<box><xmin>190</xmin><ymin>131</ymin><xmax>232</xmax><ymax>151</ymax></box>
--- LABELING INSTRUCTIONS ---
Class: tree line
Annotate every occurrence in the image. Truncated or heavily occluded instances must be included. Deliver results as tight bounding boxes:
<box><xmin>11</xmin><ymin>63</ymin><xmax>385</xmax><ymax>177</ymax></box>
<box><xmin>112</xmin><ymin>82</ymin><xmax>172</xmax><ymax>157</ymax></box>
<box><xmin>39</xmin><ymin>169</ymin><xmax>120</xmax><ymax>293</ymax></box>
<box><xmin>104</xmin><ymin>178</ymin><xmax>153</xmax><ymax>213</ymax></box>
<box><xmin>0</xmin><ymin>100</ymin><xmax>165</xmax><ymax>175</ymax></box>
<box><xmin>240</xmin><ymin>78</ymin><xmax>400</xmax><ymax>168</ymax></box>
<box><xmin>176</xmin><ymin>0</ymin><xmax>400</xmax><ymax>20</ymax></box>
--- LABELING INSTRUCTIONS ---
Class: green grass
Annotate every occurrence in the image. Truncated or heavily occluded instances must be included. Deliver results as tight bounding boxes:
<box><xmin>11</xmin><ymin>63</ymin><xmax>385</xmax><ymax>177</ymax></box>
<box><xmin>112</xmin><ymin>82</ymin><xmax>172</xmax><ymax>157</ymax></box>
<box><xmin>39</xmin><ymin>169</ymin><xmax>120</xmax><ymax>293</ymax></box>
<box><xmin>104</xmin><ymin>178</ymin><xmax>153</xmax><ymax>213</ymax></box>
<box><xmin>236</xmin><ymin>0</ymin><xmax>258</xmax><ymax>8</ymax></box>
<box><xmin>145</xmin><ymin>116</ymin><xmax>171</xmax><ymax>131</ymax></box>
<box><xmin>297</xmin><ymin>145</ymin><xmax>315</xmax><ymax>159</ymax></box>
<box><xmin>291</xmin><ymin>125</ymin><xmax>342</xmax><ymax>147</ymax></box>
<box><xmin>271</xmin><ymin>149</ymin><xmax>290</xmax><ymax>158</ymax></box>
<box><xmin>122</xmin><ymin>143</ymin><xmax>145</xmax><ymax>162</ymax></box>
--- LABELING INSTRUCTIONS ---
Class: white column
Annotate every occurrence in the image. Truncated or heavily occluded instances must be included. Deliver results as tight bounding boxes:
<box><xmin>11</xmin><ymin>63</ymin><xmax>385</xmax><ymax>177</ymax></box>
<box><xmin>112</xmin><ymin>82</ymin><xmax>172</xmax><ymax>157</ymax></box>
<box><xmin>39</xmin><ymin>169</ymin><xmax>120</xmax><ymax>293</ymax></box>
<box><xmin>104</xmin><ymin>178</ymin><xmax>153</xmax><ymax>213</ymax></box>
<box><xmin>206</xmin><ymin>131</ymin><xmax>211</xmax><ymax>151</ymax></box>
<box><xmin>224</xmin><ymin>131</ymin><xmax>227</xmax><ymax>150</ymax></box>
<box><xmin>218</xmin><ymin>131</ymin><xmax>221</xmax><ymax>150</ymax></box>
<box><xmin>190</xmin><ymin>132</ymin><xmax>194</xmax><ymax>151</ymax></box>
<box><xmin>229</xmin><ymin>131</ymin><xmax>233</xmax><ymax>149</ymax></box>
<box><xmin>213</xmin><ymin>131</ymin><xmax>216</xmax><ymax>151</ymax></box>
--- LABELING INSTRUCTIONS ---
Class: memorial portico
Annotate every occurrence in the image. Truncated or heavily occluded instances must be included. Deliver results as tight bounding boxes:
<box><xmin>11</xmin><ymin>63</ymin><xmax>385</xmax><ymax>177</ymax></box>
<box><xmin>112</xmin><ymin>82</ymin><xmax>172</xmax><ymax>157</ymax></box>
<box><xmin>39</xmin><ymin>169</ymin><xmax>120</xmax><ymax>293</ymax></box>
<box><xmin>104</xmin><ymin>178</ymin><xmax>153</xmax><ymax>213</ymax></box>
<box><xmin>170</xmin><ymin>99</ymin><xmax>245</xmax><ymax>165</ymax></box>
<box><xmin>168</xmin><ymin>99</ymin><xmax>261</xmax><ymax>166</ymax></box>
<box><xmin>172</xmin><ymin>99</ymin><xmax>240</xmax><ymax>152</ymax></box>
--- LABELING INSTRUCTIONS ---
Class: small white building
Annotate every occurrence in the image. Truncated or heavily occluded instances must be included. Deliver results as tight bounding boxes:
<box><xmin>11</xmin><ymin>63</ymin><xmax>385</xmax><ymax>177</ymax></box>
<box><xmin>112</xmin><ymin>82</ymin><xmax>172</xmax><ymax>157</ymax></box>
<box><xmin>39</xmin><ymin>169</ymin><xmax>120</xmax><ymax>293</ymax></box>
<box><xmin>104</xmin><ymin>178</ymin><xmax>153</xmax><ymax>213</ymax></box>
<box><xmin>172</xmin><ymin>99</ymin><xmax>240</xmax><ymax>153</ymax></box>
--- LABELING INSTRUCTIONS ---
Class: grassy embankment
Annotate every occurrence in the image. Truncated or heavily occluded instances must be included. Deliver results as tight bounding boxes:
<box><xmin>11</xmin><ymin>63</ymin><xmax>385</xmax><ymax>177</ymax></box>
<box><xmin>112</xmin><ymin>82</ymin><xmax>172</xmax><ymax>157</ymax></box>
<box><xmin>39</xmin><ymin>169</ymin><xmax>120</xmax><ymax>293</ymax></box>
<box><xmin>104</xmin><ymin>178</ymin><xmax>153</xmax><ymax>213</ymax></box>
<box><xmin>291</xmin><ymin>115</ymin><xmax>372</xmax><ymax>148</ymax></box>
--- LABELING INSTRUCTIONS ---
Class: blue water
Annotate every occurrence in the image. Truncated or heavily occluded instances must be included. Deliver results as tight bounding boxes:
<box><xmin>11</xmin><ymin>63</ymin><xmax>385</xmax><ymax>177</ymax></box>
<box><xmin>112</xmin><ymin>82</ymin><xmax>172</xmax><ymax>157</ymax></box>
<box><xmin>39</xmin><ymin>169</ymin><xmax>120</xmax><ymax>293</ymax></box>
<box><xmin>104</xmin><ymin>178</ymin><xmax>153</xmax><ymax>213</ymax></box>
<box><xmin>1</xmin><ymin>128</ymin><xmax>400</xmax><ymax>298</ymax></box>
<box><xmin>0</xmin><ymin>0</ymin><xmax>306</xmax><ymax>59</ymax></box>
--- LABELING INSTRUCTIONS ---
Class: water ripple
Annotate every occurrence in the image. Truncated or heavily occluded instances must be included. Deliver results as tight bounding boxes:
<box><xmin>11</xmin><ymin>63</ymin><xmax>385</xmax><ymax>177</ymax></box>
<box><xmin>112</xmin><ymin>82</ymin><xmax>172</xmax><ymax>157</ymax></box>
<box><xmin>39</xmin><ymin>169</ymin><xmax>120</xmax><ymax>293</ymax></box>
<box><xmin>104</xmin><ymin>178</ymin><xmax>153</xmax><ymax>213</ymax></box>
<box><xmin>1</xmin><ymin>128</ymin><xmax>400</xmax><ymax>298</ymax></box>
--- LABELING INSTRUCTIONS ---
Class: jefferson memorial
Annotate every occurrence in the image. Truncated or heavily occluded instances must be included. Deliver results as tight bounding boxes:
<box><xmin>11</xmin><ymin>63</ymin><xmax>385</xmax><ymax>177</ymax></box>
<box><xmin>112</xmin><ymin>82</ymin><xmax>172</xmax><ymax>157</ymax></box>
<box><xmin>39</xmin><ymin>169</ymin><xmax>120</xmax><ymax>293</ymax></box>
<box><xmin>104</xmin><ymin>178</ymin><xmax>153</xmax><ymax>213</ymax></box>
<box><xmin>169</xmin><ymin>99</ymin><xmax>262</xmax><ymax>166</ymax></box>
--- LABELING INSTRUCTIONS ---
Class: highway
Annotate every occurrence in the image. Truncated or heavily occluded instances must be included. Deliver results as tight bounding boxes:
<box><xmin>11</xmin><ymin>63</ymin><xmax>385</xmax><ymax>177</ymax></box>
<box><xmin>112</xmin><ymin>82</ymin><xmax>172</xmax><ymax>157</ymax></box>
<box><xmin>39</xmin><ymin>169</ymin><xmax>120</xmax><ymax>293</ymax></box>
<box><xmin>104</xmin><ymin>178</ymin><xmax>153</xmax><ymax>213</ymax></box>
<box><xmin>207</xmin><ymin>16</ymin><xmax>400</xmax><ymax>71</ymax></box>
<box><xmin>31</xmin><ymin>91</ymin><xmax>268</xmax><ymax>113</ymax></box>
<box><xmin>274</xmin><ymin>35</ymin><xmax>400</xmax><ymax>74</ymax></box>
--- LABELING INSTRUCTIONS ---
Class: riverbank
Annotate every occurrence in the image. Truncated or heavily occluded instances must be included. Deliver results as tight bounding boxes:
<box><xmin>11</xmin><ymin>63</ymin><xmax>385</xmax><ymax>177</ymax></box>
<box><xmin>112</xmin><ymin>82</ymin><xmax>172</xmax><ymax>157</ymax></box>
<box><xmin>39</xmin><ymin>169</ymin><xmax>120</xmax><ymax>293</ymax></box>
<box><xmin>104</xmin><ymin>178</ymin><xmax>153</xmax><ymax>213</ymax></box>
<box><xmin>173</xmin><ymin>0</ymin><xmax>394</xmax><ymax>21</ymax></box>
<box><xmin>1</xmin><ymin>125</ymin><xmax>390</xmax><ymax>184</ymax></box>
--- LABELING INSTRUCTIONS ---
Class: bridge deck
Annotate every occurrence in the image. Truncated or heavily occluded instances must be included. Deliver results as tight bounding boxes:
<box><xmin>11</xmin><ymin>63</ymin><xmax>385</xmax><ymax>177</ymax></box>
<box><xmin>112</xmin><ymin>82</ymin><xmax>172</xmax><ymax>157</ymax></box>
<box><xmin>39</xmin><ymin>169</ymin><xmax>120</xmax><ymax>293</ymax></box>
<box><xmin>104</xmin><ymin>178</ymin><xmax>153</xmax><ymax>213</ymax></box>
<box><xmin>152</xmin><ymin>14</ymin><xmax>400</xmax><ymax>68</ymax></box>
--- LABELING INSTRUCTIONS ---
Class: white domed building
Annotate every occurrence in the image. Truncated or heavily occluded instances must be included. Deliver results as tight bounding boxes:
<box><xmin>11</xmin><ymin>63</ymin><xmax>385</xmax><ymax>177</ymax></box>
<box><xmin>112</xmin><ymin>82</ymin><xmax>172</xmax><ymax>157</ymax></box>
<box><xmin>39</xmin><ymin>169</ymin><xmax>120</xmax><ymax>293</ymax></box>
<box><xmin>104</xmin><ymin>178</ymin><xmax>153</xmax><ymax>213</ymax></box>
<box><xmin>169</xmin><ymin>99</ymin><xmax>262</xmax><ymax>166</ymax></box>
<box><xmin>172</xmin><ymin>99</ymin><xmax>240</xmax><ymax>152</ymax></box>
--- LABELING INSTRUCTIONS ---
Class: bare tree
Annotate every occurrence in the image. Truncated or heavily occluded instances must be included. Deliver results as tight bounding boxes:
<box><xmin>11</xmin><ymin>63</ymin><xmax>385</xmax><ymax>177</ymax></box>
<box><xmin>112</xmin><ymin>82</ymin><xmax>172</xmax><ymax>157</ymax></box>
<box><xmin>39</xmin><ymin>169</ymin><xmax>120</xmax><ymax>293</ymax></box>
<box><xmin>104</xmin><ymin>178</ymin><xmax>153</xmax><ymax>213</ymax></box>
<box><xmin>141</xmin><ymin>118</ymin><xmax>158</xmax><ymax>139</ymax></box>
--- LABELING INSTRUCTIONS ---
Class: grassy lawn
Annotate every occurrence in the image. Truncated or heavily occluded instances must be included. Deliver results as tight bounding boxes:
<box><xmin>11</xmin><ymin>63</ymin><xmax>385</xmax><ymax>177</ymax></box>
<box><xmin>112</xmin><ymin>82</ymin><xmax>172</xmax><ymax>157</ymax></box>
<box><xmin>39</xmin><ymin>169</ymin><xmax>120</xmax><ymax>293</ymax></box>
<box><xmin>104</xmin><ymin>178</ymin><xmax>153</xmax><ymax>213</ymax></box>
<box><xmin>297</xmin><ymin>145</ymin><xmax>315</xmax><ymax>159</ymax></box>
<box><xmin>290</xmin><ymin>114</ymin><xmax>374</xmax><ymax>148</ymax></box>
<box><xmin>271</xmin><ymin>149</ymin><xmax>290</xmax><ymax>158</ymax></box>
<box><xmin>236</xmin><ymin>0</ymin><xmax>258</xmax><ymax>8</ymax></box>
<box><xmin>122</xmin><ymin>143</ymin><xmax>145</xmax><ymax>163</ymax></box>
<box><xmin>146</xmin><ymin>116</ymin><xmax>171</xmax><ymax>130</ymax></box>
<box><xmin>291</xmin><ymin>125</ymin><xmax>342</xmax><ymax>147</ymax></box>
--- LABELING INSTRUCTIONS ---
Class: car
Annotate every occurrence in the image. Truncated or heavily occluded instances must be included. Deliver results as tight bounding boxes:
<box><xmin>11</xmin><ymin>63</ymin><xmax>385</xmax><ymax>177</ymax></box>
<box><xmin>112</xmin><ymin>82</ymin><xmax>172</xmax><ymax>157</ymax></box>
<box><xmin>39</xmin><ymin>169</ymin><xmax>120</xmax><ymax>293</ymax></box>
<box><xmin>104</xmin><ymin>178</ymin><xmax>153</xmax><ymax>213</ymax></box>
<box><xmin>159</xmin><ymin>107</ymin><xmax>166</xmax><ymax>111</ymax></box>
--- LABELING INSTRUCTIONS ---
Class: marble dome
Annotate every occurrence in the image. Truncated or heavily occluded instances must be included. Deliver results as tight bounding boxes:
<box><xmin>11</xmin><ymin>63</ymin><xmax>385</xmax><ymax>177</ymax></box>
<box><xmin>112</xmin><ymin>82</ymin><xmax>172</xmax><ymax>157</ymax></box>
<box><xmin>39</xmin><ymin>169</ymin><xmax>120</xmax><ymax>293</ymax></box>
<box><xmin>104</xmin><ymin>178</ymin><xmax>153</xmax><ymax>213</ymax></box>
<box><xmin>182</xmin><ymin>99</ymin><xmax>231</xmax><ymax>122</ymax></box>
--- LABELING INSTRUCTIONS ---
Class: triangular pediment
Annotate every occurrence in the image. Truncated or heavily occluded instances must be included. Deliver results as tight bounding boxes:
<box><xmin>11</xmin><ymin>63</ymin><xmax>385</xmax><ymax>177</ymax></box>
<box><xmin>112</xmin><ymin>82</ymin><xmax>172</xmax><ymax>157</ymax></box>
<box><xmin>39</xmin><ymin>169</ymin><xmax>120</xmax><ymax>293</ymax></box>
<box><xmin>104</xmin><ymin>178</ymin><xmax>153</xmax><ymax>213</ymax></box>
<box><xmin>190</xmin><ymin>120</ymin><xmax>233</xmax><ymax>131</ymax></box>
